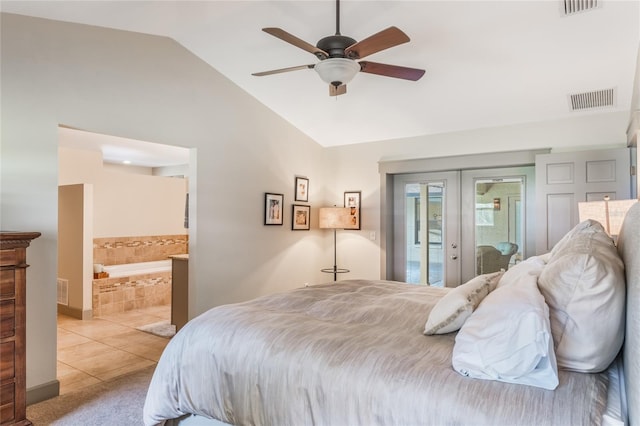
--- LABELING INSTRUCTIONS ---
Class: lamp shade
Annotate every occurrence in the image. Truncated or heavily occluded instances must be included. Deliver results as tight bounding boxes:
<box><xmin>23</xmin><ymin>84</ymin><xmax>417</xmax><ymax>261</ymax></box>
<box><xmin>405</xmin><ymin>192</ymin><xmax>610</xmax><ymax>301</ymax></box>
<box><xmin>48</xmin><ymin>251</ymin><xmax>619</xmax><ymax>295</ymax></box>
<box><xmin>314</xmin><ymin>58</ymin><xmax>360</xmax><ymax>86</ymax></box>
<box><xmin>319</xmin><ymin>207</ymin><xmax>358</xmax><ymax>229</ymax></box>
<box><xmin>578</xmin><ymin>199</ymin><xmax>637</xmax><ymax>236</ymax></box>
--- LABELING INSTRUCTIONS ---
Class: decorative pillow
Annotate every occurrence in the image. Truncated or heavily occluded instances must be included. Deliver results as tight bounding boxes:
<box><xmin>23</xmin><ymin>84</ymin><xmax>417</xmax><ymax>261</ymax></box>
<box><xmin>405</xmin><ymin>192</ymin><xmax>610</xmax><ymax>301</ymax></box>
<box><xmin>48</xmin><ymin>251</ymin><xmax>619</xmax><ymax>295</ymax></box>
<box><xmin>452</xmin><ymin>268</ymin><xmax>558</xmax><ymax>390</ymax></box>
<box><xmin>538</xmin><ymin>221</ymin><xmax>625</xmax><ymax>373</ymax></box>
<box><xmin>424</xmin><ymin>271</ymin><xmax>503</xmax><ymax>335</ymax></box>
<box><xmin>549</xmin><ymin>219</ymin><xmax>606</xmax><ymax>258</ymax></box>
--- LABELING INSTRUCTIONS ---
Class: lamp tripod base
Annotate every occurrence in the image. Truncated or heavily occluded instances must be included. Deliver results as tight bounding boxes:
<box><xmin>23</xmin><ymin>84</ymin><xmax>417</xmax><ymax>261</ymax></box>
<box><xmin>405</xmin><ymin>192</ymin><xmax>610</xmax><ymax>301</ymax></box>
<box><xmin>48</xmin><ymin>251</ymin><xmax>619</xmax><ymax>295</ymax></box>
<box><xmin>321</xmin><ymin>267</ymin><xmax>350</xmax><ymax>282</ymax></box>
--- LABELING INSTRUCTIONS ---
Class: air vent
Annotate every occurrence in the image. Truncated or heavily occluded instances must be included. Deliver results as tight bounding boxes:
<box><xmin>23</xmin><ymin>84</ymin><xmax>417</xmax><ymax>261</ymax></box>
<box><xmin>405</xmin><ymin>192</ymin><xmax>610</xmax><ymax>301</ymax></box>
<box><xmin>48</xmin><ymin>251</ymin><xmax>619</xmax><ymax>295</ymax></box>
<box><xmin>57</xmin><ymin>278</ymin><xmax>69</xmax><ymax>305</ymax></box>
<box><xmin>568</xmin><ymin>88</ymin><xmax>615</xmax><ymax>111</ymax></box>
<box><xmin>562</xmin><ymin>0</ymin><xmax>600</xmax><ymax>16</ymax></box>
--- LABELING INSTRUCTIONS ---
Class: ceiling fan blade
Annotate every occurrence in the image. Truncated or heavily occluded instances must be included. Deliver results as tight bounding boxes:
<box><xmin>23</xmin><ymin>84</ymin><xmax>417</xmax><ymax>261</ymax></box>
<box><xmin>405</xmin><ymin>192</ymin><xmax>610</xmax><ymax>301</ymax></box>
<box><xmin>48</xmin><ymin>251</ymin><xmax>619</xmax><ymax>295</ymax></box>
<box><xmin>329</xmin><ymin>84</ymin><xmax>347</xmax><ymax>96</ymax></box>
<box><xmin>345</xmin><ymin>26</ymin><xmax>410</xmax><ymax>60</ymax></box>
<box><xmin>262</xmin><ymin>28</ymin><xmax>328</xmax><ymax>60</ymax></box>
<box><xmin>252</xmin><ymin>64</ymin><xmax>315</xmax><ymax>77</ymax></box>
<box><xmin>359</xmin><ymin>61</ymin><xmax>425</xmax><ymax>81</ymax></box>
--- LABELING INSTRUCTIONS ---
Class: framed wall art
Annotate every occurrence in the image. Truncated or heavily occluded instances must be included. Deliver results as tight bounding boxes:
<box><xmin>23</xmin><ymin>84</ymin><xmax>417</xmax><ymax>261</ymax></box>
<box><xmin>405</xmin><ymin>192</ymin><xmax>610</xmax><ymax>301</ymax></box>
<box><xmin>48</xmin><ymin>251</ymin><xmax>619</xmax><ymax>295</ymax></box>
<box><xmin>264</xmin><ymin>193</ymin><xmax>284</xmax><ymax>225</ymax></box>
<box><xmin>295</xmin><ymin>177</ymin><xmax>309</xmax><ymax>202</ymax></box>
<box><xmin>292</xmin><ymin>204</ymin><xmax>311</xmax><ymax>230</ymax></box>
<box><xmin>344</xmin><ymin>190</ymin><xmax>361</xmax><ymax>230</ymax></box>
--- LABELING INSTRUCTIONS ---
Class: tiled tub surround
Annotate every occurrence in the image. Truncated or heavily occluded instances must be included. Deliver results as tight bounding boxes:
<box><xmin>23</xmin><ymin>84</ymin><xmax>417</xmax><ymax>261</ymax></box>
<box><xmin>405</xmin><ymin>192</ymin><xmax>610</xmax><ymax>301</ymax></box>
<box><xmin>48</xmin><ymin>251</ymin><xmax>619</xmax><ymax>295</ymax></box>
<box><xmin>92</xmin><ymin>269</ymin><xmax>171</xmax><ymax>317</ymax></box>
<box><xmin>92</xmin><ymin>235</ymin><xmax>187</xmax><ymax>317</ymax></box>
<box><xmin>93</xmin><ymin>234</ymin><xmax>188</xmax><ymax>265</ymax></box>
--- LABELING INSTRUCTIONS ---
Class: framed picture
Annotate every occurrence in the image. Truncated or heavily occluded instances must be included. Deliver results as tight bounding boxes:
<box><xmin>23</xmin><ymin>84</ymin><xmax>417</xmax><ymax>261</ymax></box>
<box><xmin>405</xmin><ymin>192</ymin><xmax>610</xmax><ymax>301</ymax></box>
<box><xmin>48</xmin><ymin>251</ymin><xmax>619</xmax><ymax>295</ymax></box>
<box><xmin>344</xmin><ymin>190</ymin><xmax>361</xmax><ymax>230</ymax></box>
<box><xmin>295</xmin><ymin>177</ymin><xmax>309</xmax><ymax>202</ymax></box>
<box><xmin>291</xmin><ymin>204</ymin><xmax>311</xmax><ymax>230</ymax></box>
<box><xmin>264</xmin><ymin>193</ymin><xmax>284</xmax><ymax>225</ymax></box>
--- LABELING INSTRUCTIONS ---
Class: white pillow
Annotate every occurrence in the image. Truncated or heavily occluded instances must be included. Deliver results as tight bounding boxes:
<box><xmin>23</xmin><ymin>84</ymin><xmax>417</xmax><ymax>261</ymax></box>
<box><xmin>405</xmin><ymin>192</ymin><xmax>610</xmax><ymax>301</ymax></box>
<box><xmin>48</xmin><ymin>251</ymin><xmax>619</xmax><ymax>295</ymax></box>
<box><xmin>452</xmin><ymin>267</ymin><xmax>559</xmax><ymax>390</ymax></box>
<box><xmin>424</xmin><ymin>271</ymin><xmax>503</xmax><ymax>335</ymax></box>
<box><xmin>549</xmin><ymin>219</ymin><xmax>603</xmax><ymax>258</ymax></box>
<box><xmin>539</xmin><ymin>221</ymin><xmax>625</xmax><ymax>373</ymax></box>
<box><xmin>496</xmin><ymin>255</ymin><xmax>546</xmax><ymax>289</ymax></box>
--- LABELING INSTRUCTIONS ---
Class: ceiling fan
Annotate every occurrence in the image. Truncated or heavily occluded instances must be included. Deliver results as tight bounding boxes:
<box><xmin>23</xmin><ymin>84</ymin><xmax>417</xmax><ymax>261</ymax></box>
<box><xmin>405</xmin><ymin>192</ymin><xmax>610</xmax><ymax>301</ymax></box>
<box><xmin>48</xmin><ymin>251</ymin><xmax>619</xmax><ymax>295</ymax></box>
<box><xmin>252</xmin><ymin>0</ymin><xmax>425</xmax><ymax>96</ymax></box>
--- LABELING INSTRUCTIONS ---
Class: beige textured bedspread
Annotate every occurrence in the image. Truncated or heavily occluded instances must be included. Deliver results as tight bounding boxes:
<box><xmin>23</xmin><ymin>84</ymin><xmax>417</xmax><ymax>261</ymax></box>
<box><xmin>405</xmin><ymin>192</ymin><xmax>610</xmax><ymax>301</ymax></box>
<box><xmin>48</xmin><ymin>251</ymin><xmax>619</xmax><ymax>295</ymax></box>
<box><xmin>143</xmin><ymin>279</ymin><xmax>608</xmax><ymax>426</ymax></box>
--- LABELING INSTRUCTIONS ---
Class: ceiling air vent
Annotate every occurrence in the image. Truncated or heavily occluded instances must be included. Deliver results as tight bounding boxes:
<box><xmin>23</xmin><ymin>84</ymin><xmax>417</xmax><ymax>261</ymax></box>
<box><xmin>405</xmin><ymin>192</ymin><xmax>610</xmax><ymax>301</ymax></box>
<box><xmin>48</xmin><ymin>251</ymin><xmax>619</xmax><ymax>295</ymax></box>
<box><xmin>562</xmin><ymin>0</ymin><xmax>600</xmax><ymax>16</ymax></box>
<box><xmin>568</xmin><ymin>88</ymin><xmax>615</xmax><ymax>111</ymax></box>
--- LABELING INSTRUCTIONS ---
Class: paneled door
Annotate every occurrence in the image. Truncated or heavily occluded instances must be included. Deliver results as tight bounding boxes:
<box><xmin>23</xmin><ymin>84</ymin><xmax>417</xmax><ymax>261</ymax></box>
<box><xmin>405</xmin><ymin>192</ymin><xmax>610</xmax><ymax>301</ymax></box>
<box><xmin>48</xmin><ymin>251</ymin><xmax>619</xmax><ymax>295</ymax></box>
<box><xmin>393</xmin><ymin>171</ymin><xmax>460</xmax><ymax>287</ymax></box>
<box><xmin>535</xmin><ymin>148</ymin><xmax>631</xmax><ymax>253</ymax></box>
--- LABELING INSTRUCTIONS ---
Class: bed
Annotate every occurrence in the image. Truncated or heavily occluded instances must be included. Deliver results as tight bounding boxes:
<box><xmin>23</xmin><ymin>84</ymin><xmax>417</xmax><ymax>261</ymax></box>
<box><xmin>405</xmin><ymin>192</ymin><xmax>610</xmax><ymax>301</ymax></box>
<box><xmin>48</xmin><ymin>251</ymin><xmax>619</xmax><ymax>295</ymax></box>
<box><xmin>144</xmin><ymin>201</ymin><xmax>639</xmax><ymax>426</ymax></box>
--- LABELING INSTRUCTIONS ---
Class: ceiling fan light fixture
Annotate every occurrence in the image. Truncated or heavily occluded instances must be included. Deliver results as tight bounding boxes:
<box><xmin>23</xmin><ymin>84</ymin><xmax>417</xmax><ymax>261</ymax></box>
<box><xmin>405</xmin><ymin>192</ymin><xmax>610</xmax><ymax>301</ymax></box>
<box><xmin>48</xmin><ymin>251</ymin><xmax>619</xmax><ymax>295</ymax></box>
<box><xmin>314</xmin><ymin>58</ymin><xmax>360</xmax><ymax>86</ymax></box>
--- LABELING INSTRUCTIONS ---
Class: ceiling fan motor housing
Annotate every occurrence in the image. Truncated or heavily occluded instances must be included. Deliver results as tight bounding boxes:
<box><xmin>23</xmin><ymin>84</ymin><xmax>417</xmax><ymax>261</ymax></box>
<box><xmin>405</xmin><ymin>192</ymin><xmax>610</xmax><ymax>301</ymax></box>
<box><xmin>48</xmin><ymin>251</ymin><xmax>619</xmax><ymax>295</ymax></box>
<box><xmin>316</xmin><ymin>34</ymin><xmax>357</xmax><ymax>58</ymax></box>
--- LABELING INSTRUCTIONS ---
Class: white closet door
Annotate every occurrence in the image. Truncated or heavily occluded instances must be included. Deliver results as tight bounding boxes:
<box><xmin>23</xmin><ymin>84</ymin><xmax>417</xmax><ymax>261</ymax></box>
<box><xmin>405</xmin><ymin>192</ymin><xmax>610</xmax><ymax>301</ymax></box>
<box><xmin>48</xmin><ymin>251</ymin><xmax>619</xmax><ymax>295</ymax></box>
<box><xmin>535</xmin><ymin>148</ymin><xmax>631</xmax><ymax>253</ymax></box>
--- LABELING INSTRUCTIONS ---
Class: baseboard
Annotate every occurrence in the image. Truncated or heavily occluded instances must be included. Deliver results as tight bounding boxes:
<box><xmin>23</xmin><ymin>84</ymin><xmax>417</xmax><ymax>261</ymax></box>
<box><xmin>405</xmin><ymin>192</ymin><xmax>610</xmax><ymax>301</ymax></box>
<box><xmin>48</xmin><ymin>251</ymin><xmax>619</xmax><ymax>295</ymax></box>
<box><xmin>26</xmin><ymin>379</ymin><xmax>60</xmax><ymax>405</ymax></box>
<box><xmin>57</xmin><ymin>304</ymin><xmax>92</xmax><ymax>320</ymax></box>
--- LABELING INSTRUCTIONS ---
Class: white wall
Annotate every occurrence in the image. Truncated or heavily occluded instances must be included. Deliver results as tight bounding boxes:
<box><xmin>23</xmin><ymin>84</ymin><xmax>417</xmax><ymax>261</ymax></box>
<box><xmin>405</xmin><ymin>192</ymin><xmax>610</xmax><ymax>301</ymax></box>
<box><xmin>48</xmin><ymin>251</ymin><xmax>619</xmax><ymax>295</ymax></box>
<box><xmin>58</xmin><ymin>184</ymin><xmax>93</xmax><ymax>316</ymax></box>
<box><xmin>1</xmin><ymin>13</ymin><xmax>331</xmax><ymax>397</ymax></box>
<box><xmin>59</xmin><ymin>146</ymin><xmax>187</xmax><ymax>237</ymax></box>
<box><xmin>325</xmin><ymin>113</ymin><xmax>630</xmax><ymax>281</ymax></box>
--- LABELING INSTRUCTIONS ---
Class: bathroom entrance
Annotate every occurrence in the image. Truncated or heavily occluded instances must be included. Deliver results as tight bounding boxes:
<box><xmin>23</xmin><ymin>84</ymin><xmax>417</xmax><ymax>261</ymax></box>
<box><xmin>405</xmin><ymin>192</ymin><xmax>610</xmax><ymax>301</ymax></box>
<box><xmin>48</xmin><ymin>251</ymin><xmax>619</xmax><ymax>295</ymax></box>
<box><xmin>57</xmin><ymin>126</ymin><xmax>193</xmax><ymax>394</ymax></box>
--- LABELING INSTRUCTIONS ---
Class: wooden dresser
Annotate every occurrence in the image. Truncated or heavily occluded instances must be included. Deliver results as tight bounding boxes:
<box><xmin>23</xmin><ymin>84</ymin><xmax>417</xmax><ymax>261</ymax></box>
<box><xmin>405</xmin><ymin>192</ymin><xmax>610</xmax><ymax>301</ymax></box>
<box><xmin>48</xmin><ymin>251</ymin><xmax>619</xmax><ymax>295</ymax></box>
<box><xmin>1</xmin><ymin>232</ymin><xmax>40</xmax><ymax>426</ymax></box>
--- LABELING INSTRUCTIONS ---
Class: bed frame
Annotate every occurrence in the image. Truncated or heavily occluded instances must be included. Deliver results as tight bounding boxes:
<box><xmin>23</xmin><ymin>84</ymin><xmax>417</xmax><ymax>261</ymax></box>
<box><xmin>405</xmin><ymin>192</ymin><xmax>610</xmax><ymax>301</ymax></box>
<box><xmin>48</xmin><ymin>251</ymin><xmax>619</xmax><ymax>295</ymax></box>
<box><xmin>166</xmin><ymin>202</ymin><xmax>640</xmax><ymax>426</ymax></box>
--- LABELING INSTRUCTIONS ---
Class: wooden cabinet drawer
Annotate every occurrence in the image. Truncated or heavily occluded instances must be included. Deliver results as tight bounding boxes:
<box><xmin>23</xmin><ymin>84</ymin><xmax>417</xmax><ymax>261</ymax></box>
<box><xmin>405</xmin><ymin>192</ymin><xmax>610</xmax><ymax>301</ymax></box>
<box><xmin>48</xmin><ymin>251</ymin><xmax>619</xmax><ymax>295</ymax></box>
<box><xmin>0</xmin><ymin>301</ymin><xmax>15</xmax><ymax>339</ymax></box>
<box><xmin>0</xmin><ymin>250</ymin><xmax>16</xmax><ymax>267</ymax></box>
<box><xmin>0</xmin><ymin>269</ymin><xmax>15</xmax><ymax>300</ymax></box>
<box><xmin>0</xmin><ymin>342</ymin><xmax>15</xmax><ymax>382</ymax></box>
<box><xmin>0</xmin><ymin>382</ymin><xmax>15</xmax><ymax>424</ymax></box>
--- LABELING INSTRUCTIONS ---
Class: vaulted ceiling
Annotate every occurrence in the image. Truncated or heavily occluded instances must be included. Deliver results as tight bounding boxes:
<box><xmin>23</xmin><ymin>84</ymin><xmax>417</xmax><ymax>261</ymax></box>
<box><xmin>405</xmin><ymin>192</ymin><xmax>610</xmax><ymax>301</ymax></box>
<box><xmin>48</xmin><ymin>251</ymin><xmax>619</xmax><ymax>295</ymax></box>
<box><xmin>3</xmin><ymin>1</ymin><xmax>639</xmax><ymax>149</ymax></box>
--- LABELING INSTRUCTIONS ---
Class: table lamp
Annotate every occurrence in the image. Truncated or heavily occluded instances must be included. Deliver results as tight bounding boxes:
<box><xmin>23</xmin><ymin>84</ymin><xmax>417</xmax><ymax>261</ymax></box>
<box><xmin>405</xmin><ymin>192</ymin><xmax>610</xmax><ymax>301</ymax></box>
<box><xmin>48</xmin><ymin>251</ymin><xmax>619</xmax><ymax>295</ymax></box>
<box><xmin>578</xmin><ymin>197</ymin><xmax>637</xmax><ymax>240</ymax></box>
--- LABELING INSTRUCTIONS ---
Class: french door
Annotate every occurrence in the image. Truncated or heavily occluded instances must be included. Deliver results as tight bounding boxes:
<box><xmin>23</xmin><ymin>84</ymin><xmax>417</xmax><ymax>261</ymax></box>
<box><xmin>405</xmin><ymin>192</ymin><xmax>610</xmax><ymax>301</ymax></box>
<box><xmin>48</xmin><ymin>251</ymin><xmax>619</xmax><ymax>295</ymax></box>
<box><xmin>392</xmin><ymin>166</ymin><xmax>534</xmax><ymax>287</ymax></box>
<box><xmin>393</xmin><ymin>171</ymin><xmax>460</xmax><ymax>287</ymax></box>
<box><xmin>460</xmin><ymin>166</ymin><xmax>534</xmax><ymax>282</ymax></box>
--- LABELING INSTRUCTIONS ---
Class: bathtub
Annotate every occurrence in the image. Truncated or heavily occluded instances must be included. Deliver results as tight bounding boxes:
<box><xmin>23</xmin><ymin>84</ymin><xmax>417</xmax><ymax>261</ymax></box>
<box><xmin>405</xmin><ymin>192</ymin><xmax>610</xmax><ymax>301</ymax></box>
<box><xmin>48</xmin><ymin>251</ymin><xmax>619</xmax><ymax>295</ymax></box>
<box><xmin>103</xmin><ymin>260</ymin><xmax>172</xmax><ymax>278</ymax></box>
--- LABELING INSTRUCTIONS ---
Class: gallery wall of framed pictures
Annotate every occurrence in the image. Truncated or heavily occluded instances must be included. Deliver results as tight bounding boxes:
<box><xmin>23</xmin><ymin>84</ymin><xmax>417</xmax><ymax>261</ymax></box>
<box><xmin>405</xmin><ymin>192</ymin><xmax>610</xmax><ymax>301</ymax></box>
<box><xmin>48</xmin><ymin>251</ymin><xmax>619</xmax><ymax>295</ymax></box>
<box><xmin>264</xmin><ymin>176</ymin><xmax>361</xmax><ymax>233</ymax></box>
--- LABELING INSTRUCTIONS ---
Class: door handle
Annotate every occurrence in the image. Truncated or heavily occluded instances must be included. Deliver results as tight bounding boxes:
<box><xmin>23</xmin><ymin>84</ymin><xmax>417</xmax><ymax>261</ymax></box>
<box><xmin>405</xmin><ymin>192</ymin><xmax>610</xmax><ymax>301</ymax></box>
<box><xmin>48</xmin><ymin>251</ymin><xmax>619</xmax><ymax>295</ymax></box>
<box><xmin>450</xmin><ymin>255</ymin><xmax>458</xmax><ymax>260</ymax></box>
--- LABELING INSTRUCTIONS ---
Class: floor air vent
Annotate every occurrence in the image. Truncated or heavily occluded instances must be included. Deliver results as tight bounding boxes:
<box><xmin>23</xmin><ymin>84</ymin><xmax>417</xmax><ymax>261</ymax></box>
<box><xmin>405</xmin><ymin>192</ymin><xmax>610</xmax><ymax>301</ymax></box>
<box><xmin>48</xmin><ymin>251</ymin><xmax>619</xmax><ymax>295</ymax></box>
<box><xmin>568</xmin><ymin>88</ymin><xmax>615</xmax><ymax>111</ymax></box>
<box><xmin>563</xmin><ymin>0</ymin><xmax>600</xmax><ymax>16</ymax></box>
<box><xmin>57</xmin><ymin>278</ymin><xmax>69</xmax><ymax>305</ymax></box>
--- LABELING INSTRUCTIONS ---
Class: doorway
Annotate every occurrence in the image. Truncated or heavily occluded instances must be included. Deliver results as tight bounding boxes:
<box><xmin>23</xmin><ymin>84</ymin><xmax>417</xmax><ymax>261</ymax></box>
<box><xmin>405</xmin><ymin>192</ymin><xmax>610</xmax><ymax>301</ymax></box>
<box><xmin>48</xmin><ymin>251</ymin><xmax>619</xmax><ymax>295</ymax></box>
<box><xmin>392</xmin><ymin>166</ymin><xmax>534</xmax><ymax>286</ymax></box>
<box><xmin>57</xmin><ymin>127</ymin><xmax>193</xmax><ymax>394</ymax></box>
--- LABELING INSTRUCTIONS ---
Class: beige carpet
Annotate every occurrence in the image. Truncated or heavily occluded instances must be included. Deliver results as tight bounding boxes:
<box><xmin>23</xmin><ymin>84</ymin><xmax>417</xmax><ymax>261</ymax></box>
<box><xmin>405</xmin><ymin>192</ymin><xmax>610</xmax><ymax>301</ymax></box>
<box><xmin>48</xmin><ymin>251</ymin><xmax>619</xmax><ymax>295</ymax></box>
<box><xmin>27</xmin><ymin>365</ymin><xmax>155</xmax><ymax>425</ymax></box>
<box><xmin>136</xmin><ymin>320</ymin><xmax>176</xmax><ymax>338</ymax></box>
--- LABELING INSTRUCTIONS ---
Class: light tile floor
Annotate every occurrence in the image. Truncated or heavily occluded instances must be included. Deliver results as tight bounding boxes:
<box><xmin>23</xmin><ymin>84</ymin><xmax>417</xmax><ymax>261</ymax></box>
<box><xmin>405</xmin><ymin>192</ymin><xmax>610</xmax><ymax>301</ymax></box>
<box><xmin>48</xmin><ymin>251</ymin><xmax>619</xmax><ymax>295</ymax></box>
<box><xmin>57</xmin><ymin>305</ymin><xmax>171</xmax><ymax>395</ymax></box>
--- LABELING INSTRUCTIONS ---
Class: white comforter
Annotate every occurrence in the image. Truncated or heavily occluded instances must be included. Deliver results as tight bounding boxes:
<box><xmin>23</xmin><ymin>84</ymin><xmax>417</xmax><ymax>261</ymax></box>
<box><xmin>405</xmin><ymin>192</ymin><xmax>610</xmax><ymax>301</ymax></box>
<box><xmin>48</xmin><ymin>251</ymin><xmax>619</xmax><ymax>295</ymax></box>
<box><xmin>143</xmin><ymin>280</ymin><xmax>608</xmax><ymax>426</ymax></box>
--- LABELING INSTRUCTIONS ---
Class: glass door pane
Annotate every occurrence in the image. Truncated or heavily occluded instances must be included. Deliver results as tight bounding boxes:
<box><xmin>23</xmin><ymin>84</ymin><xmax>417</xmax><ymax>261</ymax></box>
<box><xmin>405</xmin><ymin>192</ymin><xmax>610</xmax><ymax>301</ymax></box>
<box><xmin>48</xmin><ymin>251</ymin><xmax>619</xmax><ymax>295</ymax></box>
<box><xmin>474</xmin><ymin>178</ymin><xmax>523</xmax><ymax>275</ymax></box>
<box><xmin>405</xmin><ymin>183</ymin><xmax>445</xmax><ymax>285</ymax></box>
